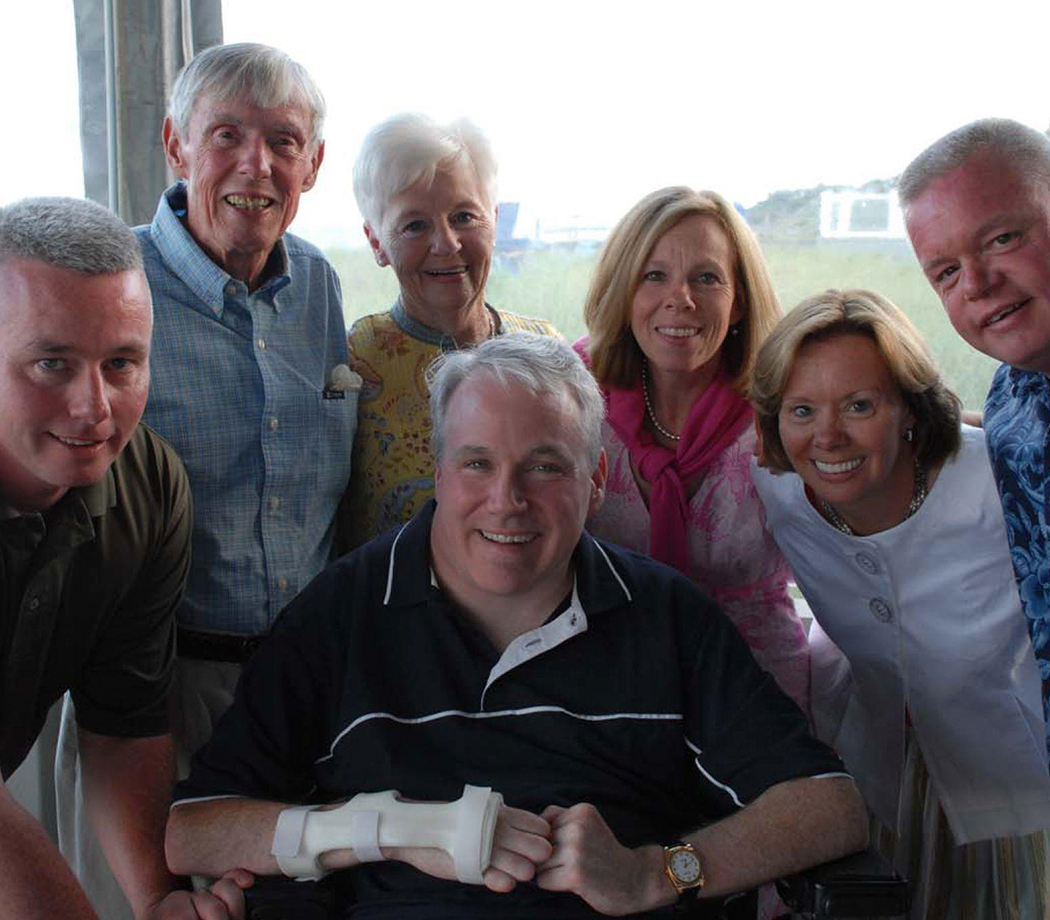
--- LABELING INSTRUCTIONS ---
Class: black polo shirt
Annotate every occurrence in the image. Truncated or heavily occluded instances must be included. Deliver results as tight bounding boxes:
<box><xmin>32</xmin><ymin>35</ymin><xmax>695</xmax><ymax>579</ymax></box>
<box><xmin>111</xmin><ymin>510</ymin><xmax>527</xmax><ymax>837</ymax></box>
<box><xmin>177</xmin><ymin>502</ymin><xmax>844</xmax><ymax>917</ymax></box>
<box><xmin>0</xmin><ymin>424</ymin><xmax>190</xmax><ymax>777</ymax></box>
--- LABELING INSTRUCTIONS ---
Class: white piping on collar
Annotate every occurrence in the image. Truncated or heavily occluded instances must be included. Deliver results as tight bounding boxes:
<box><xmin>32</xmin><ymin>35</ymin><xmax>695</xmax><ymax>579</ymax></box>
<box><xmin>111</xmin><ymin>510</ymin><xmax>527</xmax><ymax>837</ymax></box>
<box><xmin>383</xmin><ymin>521</ymin><xmax>412</xmax><ymax>605</ymax></box>
<box><xmin>590</xmin><ymin>536</ymin><xmax>632</xmax><ymax>602</ymax></box>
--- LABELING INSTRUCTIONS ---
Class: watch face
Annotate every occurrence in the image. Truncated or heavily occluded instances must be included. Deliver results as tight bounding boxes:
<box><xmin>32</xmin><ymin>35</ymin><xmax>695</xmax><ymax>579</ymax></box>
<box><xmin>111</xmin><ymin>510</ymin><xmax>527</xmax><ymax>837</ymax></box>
<box><xmin>670</xmin><ymin>849</ymin><xmax>701</xmax><ymax>884</ymax></box>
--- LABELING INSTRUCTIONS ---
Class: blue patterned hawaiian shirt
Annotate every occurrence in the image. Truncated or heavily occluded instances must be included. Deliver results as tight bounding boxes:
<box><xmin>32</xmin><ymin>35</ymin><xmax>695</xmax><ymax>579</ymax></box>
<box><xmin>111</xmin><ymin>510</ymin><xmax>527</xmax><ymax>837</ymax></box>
<box><xmin>985</xmin><ymin>363</ymin><xmax>1050</xmax><ymax>759</ymax></box>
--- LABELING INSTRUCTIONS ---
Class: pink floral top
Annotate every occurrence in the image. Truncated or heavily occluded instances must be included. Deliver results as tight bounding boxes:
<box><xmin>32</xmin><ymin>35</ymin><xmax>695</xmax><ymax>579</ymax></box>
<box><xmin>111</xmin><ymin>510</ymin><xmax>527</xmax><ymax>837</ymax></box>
<box><xmin>588</xmin><ymin>419</ymin><xmax>810</xmax><ymax>711</ymax></box>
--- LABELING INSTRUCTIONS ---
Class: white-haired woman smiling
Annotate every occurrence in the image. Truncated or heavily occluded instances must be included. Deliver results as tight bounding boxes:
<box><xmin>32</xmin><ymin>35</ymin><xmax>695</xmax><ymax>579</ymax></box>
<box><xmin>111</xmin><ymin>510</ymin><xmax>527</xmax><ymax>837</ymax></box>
<box><xmin>344</xmin><ymin>113</ymin><xmax>558</xmax><ymax>549</ymax></box>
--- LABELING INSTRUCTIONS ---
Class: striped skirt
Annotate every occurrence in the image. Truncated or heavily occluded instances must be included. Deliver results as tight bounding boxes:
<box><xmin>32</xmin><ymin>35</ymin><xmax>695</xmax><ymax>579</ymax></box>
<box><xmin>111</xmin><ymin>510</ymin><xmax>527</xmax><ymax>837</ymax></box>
<box><xmin>873</xmin><ymin>731</ymin><xmax>1050</xmax><ymax>919</ymax></box>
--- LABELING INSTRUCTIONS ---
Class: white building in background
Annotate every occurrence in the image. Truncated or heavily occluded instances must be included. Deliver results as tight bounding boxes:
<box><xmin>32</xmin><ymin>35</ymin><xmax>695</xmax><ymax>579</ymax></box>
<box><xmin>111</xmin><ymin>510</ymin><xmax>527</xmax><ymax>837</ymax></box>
<box><xmin>497</xmin><ymin>201</ymin><xmax>612</xmax><ymax>248</ymax></box>
<box><xmin>820</xmin><ymin>190</ymin><xmax>906</xmax><ymax>239</ymax></box>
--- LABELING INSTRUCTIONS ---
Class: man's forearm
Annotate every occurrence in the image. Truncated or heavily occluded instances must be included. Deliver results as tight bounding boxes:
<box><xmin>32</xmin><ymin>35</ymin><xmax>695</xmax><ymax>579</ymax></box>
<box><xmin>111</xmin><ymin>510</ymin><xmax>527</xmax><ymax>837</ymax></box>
<box><xmin>166</xmin><ymin>797</ymin><xmax>290</xmax><ymax>877</ymax></box>
<box><xmin>79</xmin><ymin>729</ymin><xmax>181</xmax><ymax>918</ymax></box>
<box><xmin>0</xmin><ymin>780</ymin><xmax>100</xmax><ymax>920</ymax></box>
<box><xmin>688</xmin><ymin>775</ymin><xmax>868</xmax><ymax>898</ymax></box>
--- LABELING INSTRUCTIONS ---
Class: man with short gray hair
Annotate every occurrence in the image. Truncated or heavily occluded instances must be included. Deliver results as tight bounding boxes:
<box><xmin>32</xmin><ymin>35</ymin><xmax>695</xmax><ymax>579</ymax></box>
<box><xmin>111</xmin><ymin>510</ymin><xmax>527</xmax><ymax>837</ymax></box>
<box><xmin>902</xmin><ymin>117</ymin><xmax>1050</xmax><ymax>760</ymax></box>
<box><xmin>136</xmin><ymin>42</ymin><xmax>356</xmax><ymax>767</ymax></box>
<box><xmin>166</xmin><ymin>333</ymin><xmax>866</xmax><ymax>919</ymax></box>
<box><xmin>0</xmin><ymin>197</ymin><xmax>245</xmax><ymax>919</ymax></box>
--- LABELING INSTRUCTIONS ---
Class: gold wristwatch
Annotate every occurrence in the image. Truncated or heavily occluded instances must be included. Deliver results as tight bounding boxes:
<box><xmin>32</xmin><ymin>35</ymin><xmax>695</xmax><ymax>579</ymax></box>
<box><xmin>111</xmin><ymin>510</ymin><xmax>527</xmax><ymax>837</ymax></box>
<box><xmin>663</xmin><ymin>841</ymin><xmax>705</xmax><ymax>900</ymax></box>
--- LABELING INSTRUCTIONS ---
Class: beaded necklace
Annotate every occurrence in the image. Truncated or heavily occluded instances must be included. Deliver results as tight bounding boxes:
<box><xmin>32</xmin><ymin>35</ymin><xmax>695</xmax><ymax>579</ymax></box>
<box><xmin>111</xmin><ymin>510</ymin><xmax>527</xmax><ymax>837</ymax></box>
<box><xmin>641</xmin><ymin>364</ymin><xmax>681</xmax><ymax>442</ymax></box>
<box><xmin>819</xmin><ymin>458</ymin><xmax>928</xmax><ymax>536</ymax></box>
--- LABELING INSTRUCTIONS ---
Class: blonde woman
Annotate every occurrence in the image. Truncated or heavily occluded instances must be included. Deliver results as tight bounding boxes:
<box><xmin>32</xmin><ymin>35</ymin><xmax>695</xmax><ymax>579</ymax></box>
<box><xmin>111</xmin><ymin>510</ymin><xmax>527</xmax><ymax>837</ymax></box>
<box><xmin>750</xmin><ymin>288</ymin><xmax>1050</xmax><ymax>919</ymax></box>
<box><xmin>575</xmin><ymin>187</ymin><xmax>808</xmax><ymax>711</ymax></box>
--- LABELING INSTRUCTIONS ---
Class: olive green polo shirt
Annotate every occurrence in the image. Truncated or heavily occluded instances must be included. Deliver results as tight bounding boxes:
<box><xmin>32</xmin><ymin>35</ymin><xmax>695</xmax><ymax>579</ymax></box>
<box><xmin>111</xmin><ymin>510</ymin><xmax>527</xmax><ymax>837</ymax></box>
<box><xmin>0</xmin><ymin>424</ymin><xmax>191</xmax><ymax>778</ymax></box>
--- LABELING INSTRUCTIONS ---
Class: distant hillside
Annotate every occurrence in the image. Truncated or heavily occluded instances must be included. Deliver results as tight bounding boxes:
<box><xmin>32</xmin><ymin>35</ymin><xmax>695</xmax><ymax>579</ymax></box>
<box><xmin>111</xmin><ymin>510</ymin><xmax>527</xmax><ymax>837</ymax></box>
<box><xmin>745</xmin><ymin>178</ymin><xmax>897</xmax><ymax>241</ymax></box>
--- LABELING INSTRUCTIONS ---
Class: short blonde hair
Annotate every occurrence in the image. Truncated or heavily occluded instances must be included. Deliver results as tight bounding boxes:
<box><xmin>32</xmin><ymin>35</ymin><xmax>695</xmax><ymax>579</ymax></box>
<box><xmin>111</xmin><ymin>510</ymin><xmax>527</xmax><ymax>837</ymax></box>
<box><xmin>582</xmin><ymin>186</ymin><xmax>781</xmax><ymax>393</ymax></box>
<box><xmin>750</xmin><ymin>288</ymin><xmax>961</xmax><ymax>473</ymax></box>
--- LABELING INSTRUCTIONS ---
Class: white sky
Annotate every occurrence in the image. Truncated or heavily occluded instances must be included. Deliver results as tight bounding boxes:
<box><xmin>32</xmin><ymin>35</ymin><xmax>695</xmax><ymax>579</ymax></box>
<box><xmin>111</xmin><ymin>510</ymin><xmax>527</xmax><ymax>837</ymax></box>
<box><xmin>4</xmin><ymin>0</ymin><xmax>1050</xmax><ymax>246</ymax></box>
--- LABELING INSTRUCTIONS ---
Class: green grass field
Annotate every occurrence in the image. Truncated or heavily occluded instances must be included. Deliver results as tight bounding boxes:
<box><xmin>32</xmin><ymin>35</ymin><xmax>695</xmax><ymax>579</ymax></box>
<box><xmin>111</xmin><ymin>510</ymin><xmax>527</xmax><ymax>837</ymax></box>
<box><xmin>328</xmin><ymin>240</ymin><xmax>1000</xmax><ymax>410</ymax></box>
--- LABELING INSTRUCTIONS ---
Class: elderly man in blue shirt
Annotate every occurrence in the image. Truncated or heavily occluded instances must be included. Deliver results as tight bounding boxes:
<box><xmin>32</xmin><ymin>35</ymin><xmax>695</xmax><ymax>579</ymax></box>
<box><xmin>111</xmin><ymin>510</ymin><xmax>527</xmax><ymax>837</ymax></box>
<box><xmin>137</xmin><ymin>42</ymin><xmax>357</xmax><ymax>762</ymax></box>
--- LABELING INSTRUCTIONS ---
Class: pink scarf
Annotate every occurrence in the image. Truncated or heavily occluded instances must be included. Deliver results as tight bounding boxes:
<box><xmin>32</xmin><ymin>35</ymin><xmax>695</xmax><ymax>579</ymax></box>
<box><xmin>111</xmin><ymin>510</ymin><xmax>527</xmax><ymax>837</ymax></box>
<box><xmin>576</xmin><ymin>340</ymin><xmax>751</xmax><ymax>574</ymax></box>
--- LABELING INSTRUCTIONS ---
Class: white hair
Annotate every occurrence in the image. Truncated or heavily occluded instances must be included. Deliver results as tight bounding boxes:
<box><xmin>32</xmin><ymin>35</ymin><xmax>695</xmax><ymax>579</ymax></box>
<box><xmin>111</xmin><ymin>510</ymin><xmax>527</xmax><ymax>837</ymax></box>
<box><xmin>169</xmin><ymin>43</ymin><xmax>326</xmax><ymax>147</ymax></box>
<box><xmin>900</xmin><ymin>117</ymin><xmax>1050</xmax><ymax>206</ymax></box>
<box><xmin>353</xmin><ymin>113</ymin><xmax>498</xmax><ymax>229</ymax></box>
<box><xmin>0</xmin><ymin>197</ymin><xmax>142</xmax><ymax>274</ymax></box>
<box><xmin>428</xmin><ymin>333</ymin><xmax>605</xmax><ymax>467</ymax></box>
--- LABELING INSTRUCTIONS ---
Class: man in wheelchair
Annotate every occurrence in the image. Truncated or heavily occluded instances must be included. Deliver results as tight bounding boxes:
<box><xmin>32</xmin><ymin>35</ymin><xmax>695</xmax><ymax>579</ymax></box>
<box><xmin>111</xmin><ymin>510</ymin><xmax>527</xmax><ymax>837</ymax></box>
<box><xmin>166</xmin><ymin>334</ymin><xmax>868</xmax><ymax>918</ymax></box>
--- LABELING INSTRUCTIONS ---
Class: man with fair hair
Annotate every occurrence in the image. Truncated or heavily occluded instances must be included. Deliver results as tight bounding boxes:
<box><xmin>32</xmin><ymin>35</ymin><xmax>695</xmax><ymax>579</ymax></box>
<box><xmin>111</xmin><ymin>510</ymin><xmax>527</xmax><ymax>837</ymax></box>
<box><xmin>166</xmin><ymin>333</ymin><xmax>866</xmax><ymax>918</ymax></box>
<box><xmin>0</xmin><ymin>197</ymin><xmax>245</xmax><ymax>919</ymax></box>
<box><xmin>135</xmin><ymin>42</ymin><xmax>356</xmax><ymax>762</ymax></box>
<box><xmin>902</xmin><ymin>117</ymin><xmax>1050</xmax><ymax>757</ymax></box>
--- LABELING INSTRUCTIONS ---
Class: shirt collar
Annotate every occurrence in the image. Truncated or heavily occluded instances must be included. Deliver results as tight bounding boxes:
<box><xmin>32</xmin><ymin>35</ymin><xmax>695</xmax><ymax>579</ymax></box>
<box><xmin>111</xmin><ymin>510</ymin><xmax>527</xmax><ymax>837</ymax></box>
<box><xmin>27</xmin><ymin>465</ymin><xmax>116</xmax><ymax>552</ymax></box>
<box><xmin>383</xmin><ymin>500</ymin><xmax>631</xmax><ymax>616</ymax></box>
<box><xmin>390</xmin><ymin>299</ymin><xmax>503</xmax><ymax>349</ymax></box>
<box><xmin>150</xmin><ymin>182</ymin><xmax>292</xmax><ymax>316</ymax></box>
<box><xmin>1004</xmin><ymin>364</ymin><xmax>1050</xmax><ymax>402</ymax></box>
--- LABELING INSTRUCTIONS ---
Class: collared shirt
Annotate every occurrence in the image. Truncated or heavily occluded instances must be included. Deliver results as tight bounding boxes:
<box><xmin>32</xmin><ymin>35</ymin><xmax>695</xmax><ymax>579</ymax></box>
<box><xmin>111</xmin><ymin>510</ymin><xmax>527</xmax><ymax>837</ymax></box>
<box><xmin>344</xmin><ymin>301</ymin><xmax>559</xmax><ymax>549</ymax></box>
<box><xmin>985</xmin><ymin>363</ymin><xmax>1050</xmax><ymax>759</ymax></box>
<box><xmin>176</xmin><ymin>502</ymin><xmax>845</xmax><ymax>917</ymax></box>
<box><xmin>138</xmin><ymin>183</ymin><xmax>357</xmax><ymax>636</ymax></box>
<box><xmin>0</xmin><ymin>425</ymin><xmax>190</xmax><ymax>777</ymax></box>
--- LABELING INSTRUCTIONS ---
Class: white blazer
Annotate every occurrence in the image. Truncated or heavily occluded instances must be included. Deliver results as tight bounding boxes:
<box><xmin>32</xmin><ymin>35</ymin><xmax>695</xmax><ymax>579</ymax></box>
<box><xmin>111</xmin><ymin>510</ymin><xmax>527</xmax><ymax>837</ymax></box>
<box><xmin>752</xmin><ymin>426</ymin><xmax>1050</xmax><ymax>843</ymax></box>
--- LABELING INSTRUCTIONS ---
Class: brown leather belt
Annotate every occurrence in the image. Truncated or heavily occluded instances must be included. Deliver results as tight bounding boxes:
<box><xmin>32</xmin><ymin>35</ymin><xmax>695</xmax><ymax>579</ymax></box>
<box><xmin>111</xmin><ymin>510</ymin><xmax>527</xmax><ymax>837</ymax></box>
<box><xmin>176</xmin><ymin>626</ymin><xmax>265</xmax><ymax>663</ymax></box>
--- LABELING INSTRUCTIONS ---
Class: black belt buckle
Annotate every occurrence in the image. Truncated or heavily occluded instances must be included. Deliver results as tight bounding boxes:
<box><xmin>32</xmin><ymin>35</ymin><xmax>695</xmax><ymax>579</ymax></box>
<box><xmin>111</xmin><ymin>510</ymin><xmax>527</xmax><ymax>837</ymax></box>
<box><xmin>177</xmin><ymin>626</ymin><xmax>265</xmax><ymax>663</ymax></box>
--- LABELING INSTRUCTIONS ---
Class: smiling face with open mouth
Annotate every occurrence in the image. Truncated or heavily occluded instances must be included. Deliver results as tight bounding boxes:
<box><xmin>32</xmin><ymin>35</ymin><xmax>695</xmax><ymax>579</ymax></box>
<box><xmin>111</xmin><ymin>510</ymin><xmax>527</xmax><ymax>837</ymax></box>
<box><xmin>629</xmin><ymin>214</ymin><xmax>741</xmax><ymax>391</ymax></box>
<box><xmin>163</xmin><ymin>93</ymin><xmax>323</xmax><ymax>289</ymax></box>
<box><xmin>368</xmin><ymin>156</ymin><xmax>496</xmax><ymax>329</ymax></box>
<box><xmin>0</xmin><ymin>259</ymin><xmax>152</xmax><ymax>512</ymax></box>
<box><xmin>906</xmin><ymin>148</ymin><xmax>1050</xmax><ymax>375</ymax></box>
<box><xmin>778</xmin><ymin>333</ymin><xmax>916</xmax><ymax>535</ymax></box>
<box><xmin>430</xmin><ymin>374</ymin><xmax>606</xmax><ymax>623</ymax></box>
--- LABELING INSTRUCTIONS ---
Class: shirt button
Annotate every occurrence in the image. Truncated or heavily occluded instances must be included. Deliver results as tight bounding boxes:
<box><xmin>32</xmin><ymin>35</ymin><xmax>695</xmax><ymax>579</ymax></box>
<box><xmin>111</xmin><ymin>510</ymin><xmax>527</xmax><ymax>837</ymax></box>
<box><xmin>854</xmin><ymin>552</ymin><xmax>879</xmax><ymax>575</ymax></box>
<box><xmin>257</xmin><ymin>338</ymin><xmax>266</xmax><ymax>350</ymax></box>
<box><xmin>269</xmin><ymin>496</ymin><xmax>281</xmax><ymax>510</ymax></box>
<box><xmin>27</xmin><ymin>595</ymin><xmax>40</xmax><ymax>611</ymax></box>
<box><xmin>278</xmin><ymin>577</ymin><xmax>288</xmax><ymax>591</ymax></box>
<box><xmin>269</xmin><ymin>417</ymin><xmax>279</xmax><ymax>431</ymax></box>
<box><xmin>224</xmin><ymin>282</ymin><xmax>237</xmax><ymax>296</ymax></box>
<box><xmin>869</xmin><ymin>597</ymin><xmax>893</xmax><ymax>623</ymax></box>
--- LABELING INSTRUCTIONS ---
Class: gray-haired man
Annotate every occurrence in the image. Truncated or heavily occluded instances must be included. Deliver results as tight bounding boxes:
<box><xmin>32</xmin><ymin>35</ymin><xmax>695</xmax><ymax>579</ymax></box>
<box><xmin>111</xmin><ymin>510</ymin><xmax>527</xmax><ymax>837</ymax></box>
<box><xmin>0</xmin><ymin>198</ymin><xmax>245</xmax><ymax>919</ymax></box>
<box><xmin>137</xmin><ymin>41</ymin><xmax>356</xmax><ymax>772</ymax></box>
<box><xmin>902</xmin><ymin>119</ymin><xmax>1050</xmax><ymax>766</ymax></box>
<box><xmin>166</xmin><ymin>334</ymin><xmax>865</xmax><ymax>919</ymax></box>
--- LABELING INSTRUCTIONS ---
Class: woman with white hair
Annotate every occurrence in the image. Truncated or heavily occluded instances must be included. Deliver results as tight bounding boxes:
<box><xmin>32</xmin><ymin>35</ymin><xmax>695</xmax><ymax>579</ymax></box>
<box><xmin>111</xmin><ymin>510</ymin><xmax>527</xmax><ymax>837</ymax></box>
<box><xmin>344</xmin><ymin>114</ymin><xmax>558</xmax><ymax>549</ymax></box>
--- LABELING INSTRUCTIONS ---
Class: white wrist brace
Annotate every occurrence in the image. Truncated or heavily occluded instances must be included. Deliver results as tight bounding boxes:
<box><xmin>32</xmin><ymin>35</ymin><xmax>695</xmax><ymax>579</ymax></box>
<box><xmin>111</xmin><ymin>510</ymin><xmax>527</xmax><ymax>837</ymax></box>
<box><xmin>271</xmin><ymin>785</ymin><xmax>504</xmax><ymax>884</ymax></box>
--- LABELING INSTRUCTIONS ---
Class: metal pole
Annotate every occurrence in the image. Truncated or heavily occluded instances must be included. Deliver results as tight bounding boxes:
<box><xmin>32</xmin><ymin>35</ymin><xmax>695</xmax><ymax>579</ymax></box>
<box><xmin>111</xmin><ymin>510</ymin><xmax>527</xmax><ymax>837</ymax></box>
<box><xmin>102</xmin><ymin>0</ymin><xmax>118</xmax><ymax>213</ymax></box>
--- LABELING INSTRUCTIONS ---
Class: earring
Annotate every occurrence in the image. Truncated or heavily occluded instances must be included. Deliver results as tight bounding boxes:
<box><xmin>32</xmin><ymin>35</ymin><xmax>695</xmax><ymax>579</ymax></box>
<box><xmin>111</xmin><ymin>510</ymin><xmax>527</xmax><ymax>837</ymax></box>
<box><xmin>729</xmin><ymin>324</ymin><xmax>741</xmax><ymax>338</ymax></box>
<box><xmin>904</xmin><ymin>427</ymin><xmax>916</xmax><ymax>442</ymax></box>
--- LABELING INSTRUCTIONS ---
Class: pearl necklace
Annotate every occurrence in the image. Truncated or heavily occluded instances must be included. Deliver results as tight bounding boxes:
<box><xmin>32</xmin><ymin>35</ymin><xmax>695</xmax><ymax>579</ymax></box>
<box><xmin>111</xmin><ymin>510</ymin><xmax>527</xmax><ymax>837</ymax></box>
<box><xmin>641</xmin><ymin>364</ymin><xmax>681</xmax><ymax>442</ymax></box>
<box><xmin>819</xmin><ymin>459</ymin><xmax>929</xmax><ymax>536</ymax></box>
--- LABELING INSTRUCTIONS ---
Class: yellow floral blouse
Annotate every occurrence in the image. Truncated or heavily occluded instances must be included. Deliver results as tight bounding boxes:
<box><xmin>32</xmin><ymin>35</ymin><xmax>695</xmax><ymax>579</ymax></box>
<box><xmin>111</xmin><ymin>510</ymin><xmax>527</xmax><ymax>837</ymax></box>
<box><xmin>342</xmin><ymin>301</ymin><xmax>560</xmax><ymax>549</ymax></box>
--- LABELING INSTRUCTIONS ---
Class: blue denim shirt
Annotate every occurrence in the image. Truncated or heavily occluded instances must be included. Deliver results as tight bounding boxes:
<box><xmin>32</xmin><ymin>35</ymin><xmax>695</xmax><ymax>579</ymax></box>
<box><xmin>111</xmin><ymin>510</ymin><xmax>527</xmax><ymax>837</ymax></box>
<box><xmin>985</xmin><ymin>362</ymin><xmax>1050</xmax><ymax>758</ymax></box>
<box><xmin>138</xmin><ymin>183</ymin><xmax>357</xmax><ymax>635</ymax></box>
